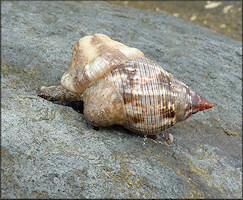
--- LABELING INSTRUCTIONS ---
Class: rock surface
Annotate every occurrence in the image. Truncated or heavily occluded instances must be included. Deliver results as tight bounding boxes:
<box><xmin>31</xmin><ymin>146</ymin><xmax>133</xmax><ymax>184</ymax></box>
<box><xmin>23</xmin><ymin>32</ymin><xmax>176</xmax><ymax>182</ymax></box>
<box><xmin>1</xmin><ymin>1</ymin><xmax>242</xmax><ymax>199</ymax></box>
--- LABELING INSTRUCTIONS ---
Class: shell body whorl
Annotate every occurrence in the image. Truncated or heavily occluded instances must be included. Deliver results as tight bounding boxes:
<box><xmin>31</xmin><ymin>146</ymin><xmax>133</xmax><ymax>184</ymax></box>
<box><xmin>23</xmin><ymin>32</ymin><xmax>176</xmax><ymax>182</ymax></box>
<box><xmin>106</xmin><ymin>58</ymin><xmax>212</xmax><ymax>135</ymax></box>
<box><xmin>110</xmin><ymin>58</ymin><xmax>175</xmax><ymax>134</ymax></box>
<box><xmin>80</xmin><ymin>57</ymin><xmax>213</xmax><ymax>135</ymax></box>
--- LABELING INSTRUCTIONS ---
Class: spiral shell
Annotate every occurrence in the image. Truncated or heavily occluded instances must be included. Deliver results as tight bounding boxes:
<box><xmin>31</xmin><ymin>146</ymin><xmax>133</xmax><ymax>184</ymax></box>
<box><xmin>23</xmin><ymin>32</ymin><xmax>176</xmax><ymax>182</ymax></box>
<box><xmin>38</xmin><ymin>33</ymin><xmax>213</xmax><ymax>141</ymax></box>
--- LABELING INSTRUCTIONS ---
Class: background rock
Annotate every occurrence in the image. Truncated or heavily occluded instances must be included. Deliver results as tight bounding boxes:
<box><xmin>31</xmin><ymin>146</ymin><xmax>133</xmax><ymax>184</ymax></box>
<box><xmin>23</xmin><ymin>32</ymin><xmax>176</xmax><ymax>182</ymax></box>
<box><xmin>109</xmin><ymin>1</ymin><xmax>242</xmax><ymax>41</ymax></box>
<box><xmin>1</xmin><ymin>1</ymin><xmax>242</xmax><ymax>199</ymax></box>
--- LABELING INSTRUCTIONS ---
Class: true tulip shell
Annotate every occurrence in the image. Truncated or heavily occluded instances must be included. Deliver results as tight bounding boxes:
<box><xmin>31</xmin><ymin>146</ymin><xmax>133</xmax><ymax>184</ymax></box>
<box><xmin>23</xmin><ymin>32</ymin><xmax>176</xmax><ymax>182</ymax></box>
<box><xmin>38</xmin><ymin>34</ymin><xmax>213</xmax><ymax>142</ymax></box>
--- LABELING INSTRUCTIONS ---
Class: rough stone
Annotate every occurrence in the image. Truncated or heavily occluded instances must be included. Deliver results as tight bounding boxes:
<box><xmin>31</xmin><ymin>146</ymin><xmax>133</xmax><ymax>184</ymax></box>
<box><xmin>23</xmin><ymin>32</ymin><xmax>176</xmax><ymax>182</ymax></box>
<box><xmin>1</xmin><ymin>1</ymin><xmax>242</xmax><ymax>199</ymax></box>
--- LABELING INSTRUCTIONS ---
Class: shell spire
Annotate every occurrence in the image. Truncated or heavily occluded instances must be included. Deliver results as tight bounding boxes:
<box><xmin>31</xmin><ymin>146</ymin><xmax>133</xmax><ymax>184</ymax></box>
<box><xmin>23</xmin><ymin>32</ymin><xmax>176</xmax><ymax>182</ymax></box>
<box><xmin>191</xmin><ymin>92</ymin><xmax>213</xmax><ymax>114</ymax></box>
<box><xmin>170</xmin><ymin>77</ymin><xmax>213</xmax><ymax>123</ymax></box>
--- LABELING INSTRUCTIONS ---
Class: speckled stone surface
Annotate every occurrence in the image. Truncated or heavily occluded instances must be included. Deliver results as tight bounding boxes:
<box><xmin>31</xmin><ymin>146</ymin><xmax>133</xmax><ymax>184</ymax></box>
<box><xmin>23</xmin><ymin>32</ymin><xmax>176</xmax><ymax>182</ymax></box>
<box><xmin>1</xmin><ymin>1</ymin><xmax>242</xmax><ymax>199</ymax></box>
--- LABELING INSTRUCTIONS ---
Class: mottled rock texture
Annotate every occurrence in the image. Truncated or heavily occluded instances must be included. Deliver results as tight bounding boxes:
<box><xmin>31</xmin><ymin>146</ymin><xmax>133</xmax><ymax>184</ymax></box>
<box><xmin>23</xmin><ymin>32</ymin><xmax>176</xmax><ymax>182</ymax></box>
<box><xmin>1</xmin><ymin>1</ymin><xmax>242</xmax><ymax>199</ymax></box>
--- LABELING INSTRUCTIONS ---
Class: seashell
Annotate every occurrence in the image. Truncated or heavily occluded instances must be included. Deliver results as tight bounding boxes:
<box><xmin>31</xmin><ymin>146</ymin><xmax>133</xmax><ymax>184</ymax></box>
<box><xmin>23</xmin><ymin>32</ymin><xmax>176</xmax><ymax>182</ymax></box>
<box><xmin>38</xmin><ymin>33</ymin><xmax>213</xmax><ymax>143</ymax></box>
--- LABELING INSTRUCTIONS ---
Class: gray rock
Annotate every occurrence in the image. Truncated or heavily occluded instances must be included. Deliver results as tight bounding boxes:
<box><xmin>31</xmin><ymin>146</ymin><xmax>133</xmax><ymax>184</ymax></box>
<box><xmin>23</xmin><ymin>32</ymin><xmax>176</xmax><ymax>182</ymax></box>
<box><xmin>1</xmin><ymin>1</ymin><xmax>242</xmax><ymax>199</ymax></box>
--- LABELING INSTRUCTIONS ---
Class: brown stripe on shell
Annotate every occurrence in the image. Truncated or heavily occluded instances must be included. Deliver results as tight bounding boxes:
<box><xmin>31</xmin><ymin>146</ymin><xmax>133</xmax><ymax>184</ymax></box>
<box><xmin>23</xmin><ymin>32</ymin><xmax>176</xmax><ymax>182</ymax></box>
<box><xmin>90</xmin><ymin>34</ymin><xmax>103</xmax><ymax>45</ymax></box>
<box><xmin>165</xmin><ymin>74</ymin><xmax>174</xmax><ymax>124</ymax></box>
<box><xmin>144</xmin><ymin>59</ymin><xmax>156</xmax><ymax>132</ymax></box>
<box><xmin>184</xmin><ymin>86</ymin><xmax>192</xmax><ymax>119</ymax></box>
<box><xmin>170</xmin><ymin>77</ymin><xmax>193</xmax><ymax>122</ymax></box>
<box><xmin>156</xmin><ymin>66</ymin><xmax>174</xmax><ymax>129</ymax></box>
<box><xmin>157</xmin><ymin>73</ymin><xmax>166</xmax><ymax>126</ymax></box>
<box><xmin>75</xmin><ymin>41</ymin><xmax>87</xmax><ymax>68</ymax></box>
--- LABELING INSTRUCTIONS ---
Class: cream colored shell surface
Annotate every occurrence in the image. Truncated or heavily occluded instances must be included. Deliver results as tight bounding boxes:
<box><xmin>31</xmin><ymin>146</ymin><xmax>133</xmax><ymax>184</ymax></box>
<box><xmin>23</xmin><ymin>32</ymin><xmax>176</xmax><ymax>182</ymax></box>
<box><xmin>61</xmin><ymin>34</ymin><xmax>145</xmax><ymax>93</ymax></box>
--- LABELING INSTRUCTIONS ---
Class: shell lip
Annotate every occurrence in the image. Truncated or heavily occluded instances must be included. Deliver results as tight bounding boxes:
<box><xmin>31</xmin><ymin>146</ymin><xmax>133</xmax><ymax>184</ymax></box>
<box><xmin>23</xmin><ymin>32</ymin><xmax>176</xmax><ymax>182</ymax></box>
<box><xmin>61</xmin><ymin>72</ymin><xmax>78</xmax><ymax>93</ymax></box>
